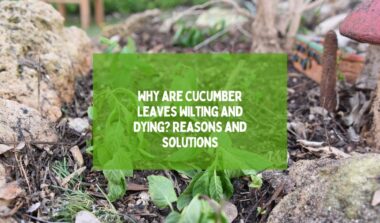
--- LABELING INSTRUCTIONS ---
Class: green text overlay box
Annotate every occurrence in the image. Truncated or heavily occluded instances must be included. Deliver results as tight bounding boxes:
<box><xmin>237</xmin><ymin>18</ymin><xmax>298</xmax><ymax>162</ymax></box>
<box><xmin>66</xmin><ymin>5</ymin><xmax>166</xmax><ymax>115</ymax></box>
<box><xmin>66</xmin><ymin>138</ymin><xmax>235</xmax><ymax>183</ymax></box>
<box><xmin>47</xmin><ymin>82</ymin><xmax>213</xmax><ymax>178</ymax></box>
<box><xmin>93</xmin><ymin>54</ymin><xmax>287</xmax><ymax>170</ymax></box>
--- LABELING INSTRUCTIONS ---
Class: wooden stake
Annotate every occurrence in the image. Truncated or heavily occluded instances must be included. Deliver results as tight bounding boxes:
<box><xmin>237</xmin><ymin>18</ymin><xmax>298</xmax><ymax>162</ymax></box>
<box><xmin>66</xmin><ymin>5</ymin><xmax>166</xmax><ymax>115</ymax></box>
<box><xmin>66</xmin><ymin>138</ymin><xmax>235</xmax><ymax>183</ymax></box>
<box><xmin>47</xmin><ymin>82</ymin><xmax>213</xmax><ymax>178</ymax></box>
<box><xmin>94</xmin><ymin>0</ymin><xmax>104</xmax><ymax>26</ymax></box>
<box><xmin>80</xmin><ymin>0</ymin><xmax>90</xmax><ymax>29</ymax></box>
<box><xmin>320</xmin><ymin>30</ymin><xmax>337</xmax><ymax>112</ymax></box>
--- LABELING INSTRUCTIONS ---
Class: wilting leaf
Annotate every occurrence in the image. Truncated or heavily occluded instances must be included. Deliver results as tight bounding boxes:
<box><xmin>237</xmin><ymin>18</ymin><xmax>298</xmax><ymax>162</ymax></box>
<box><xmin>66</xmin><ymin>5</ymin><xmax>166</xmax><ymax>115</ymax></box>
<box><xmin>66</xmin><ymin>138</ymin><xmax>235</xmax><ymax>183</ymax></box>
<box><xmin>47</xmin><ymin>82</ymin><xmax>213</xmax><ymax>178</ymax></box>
<box><xmin>148</xmin><ymin>175</ymin><xmax>177</xmax><ymax>209</ymax></box>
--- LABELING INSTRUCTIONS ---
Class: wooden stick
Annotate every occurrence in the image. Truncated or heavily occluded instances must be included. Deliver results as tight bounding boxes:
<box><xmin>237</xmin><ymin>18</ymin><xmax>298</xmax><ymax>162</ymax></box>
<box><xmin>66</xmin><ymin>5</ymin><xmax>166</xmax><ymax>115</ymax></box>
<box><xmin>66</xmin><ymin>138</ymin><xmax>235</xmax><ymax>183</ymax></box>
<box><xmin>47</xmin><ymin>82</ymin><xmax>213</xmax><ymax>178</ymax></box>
<box><xmin>80</xmin><ymin>0</ymin><xmax>90</xmax><ymax>29</ymax></box>
<box><xmin>320</xmin><ymin>30</ymin><xmax>337</xmax><ymax>112</ymax></box>
<box><xmin>94</xmin><ymin>0</ymin><xmax>104</xmax><ymax>26</ymax></box>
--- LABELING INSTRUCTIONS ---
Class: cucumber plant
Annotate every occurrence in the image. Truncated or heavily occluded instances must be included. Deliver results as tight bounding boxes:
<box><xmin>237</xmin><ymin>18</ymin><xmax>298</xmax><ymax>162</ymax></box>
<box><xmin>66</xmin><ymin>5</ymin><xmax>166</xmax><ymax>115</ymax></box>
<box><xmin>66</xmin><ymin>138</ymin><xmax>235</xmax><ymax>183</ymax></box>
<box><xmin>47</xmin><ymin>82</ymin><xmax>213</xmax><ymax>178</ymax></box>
<box><xmin>148</xmin><ymin>175</ymin><xmax>230</xmax><ymax>223</ymax></box>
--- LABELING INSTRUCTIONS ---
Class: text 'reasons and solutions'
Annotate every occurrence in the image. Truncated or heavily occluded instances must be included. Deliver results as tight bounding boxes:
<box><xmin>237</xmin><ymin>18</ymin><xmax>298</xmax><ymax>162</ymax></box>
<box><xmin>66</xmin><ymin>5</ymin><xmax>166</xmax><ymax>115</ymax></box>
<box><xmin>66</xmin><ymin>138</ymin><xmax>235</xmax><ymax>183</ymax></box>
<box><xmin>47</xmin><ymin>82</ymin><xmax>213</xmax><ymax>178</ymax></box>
<box><xmin>133</xmin><ymin>90</ymin><xmax>247</xmax><ymax>148</ymax></box>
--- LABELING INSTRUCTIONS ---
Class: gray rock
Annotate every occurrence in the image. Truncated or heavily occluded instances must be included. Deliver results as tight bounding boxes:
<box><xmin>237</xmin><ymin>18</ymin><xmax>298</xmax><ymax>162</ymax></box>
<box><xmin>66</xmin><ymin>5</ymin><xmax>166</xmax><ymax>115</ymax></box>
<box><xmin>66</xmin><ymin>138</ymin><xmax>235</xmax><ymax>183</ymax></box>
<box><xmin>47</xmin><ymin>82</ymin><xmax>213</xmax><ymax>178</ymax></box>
<box><xmin>0</xmin><ymin>0</ymin><xmax>91</xmax><ymax>121</ymax></box>
<box><xmin>0</xmin><ymin>99</ymin><xmax>57</xmax><ymax>145</ymax></box>
<box><xmin>268</xmin><ymin>154</ymin><xmax>380</xmax><ymax>223</ymax></box>
<box><xmin>68</xmin><ymin>118</ymin><xmax>90</xmax><ymax>133</ymax></box>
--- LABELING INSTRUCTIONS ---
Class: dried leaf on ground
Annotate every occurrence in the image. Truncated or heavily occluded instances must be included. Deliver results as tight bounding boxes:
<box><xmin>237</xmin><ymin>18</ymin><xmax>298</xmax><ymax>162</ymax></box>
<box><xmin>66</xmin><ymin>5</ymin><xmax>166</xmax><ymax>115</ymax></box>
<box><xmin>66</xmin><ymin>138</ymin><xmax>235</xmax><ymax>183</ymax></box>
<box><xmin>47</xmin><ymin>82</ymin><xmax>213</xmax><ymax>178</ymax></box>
<box><xmin>297</xmin><ymin>139</ymin><xmax>324</xmax><ymax>147</ymax></box>
<box><xmin>75</xmin><ymin>210</ymin><xmax>101</xmax><ymax>223</ymax></box>
<box><xmin>26</xmin><ymin>202</ymin><xmax>40</xmax><ymax>213</ymax></box>
<box><xmin>305</xmin><ymin>146</ymin><xmax>350</xmax><ymax>159</ymax></box>
<box><xmin>289</xmin><ymin>121</ymin><xmax>307</xmax><ymax>139</ymax></box>
<box><xmin>61</xmin><ymin>167</ymin><xmax>86</xmax><ymax>187</ymax></box>
<box><xmin>371</xmin><ymin>189</ymin><xmax>380</xmax><ymax>206</ymax></box>
<box><xmin>0</xmin><ymin>145</ymin><xmax>12</xmax><ymax>155</ymax></box>
<box><xmin>0</xmin><ymin>217</ymin><xmax>17</xmax><ymax>223</ymax></box>
<box><xmin>0</xmin><ymin>182</ymin><xmax>24</xmax><ymax>200</ymax></box>
<box><xmin>14</xmin><ymin>142</ymin><xmax>25</xmax><ymax>151</ymax></box>
<box><xmin>70</xmin><ymin>146</ymin><xmax>84</xmax><ymax>167</ymax></box>
<box><xmin>128</xmin><ymin>183</ymin><xmax>148</xmax><ymax>191</ymax></box>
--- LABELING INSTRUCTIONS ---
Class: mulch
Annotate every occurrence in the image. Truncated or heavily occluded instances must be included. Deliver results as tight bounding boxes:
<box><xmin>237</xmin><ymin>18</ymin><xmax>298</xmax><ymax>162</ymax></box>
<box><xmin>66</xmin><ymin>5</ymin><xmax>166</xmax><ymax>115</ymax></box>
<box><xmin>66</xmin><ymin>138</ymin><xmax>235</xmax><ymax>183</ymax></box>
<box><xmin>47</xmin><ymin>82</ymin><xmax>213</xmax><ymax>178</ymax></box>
<box><xmin>7</xmin><ymin>17</ymin><xmax>373</xmax><ymax>223</ymax></box>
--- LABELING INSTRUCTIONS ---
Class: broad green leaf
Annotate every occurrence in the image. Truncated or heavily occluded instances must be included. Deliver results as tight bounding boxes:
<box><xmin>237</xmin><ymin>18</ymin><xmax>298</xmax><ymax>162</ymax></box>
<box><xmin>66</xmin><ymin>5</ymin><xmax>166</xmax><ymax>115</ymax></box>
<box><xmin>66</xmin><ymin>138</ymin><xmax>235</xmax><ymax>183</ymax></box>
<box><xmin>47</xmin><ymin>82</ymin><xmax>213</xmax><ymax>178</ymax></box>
<box><xmin>177</xmin><ymin>193</ymin><xmax>193</xmax><ymax>211</ymax></box>
<box><xmin>224</xmin><ymin>169</ymin><xmax>243</xmax><ymax>179</ymax></box>
<box><xmin>165</xmin><ymin>211</ymin><xmax>181</xmax><ymax>223</ymax></box>
<box><xmin>192</xmin><ymin>171</ymin><xmax>210</xmax><ymax>197</ymax></box>
<box><xmin>148</xmin><ymin>175</ymin><xmax>177</xmax><ymax>209</ymax></box>
<box><xmin>209</xmin><ymin>171</ymin><xmax>223</xmax><ymax>201</ymax></box>
<box><xmin>179</xmin><ymin>196</ymin><xmax>202</xmax><ymax>223</ymax></box>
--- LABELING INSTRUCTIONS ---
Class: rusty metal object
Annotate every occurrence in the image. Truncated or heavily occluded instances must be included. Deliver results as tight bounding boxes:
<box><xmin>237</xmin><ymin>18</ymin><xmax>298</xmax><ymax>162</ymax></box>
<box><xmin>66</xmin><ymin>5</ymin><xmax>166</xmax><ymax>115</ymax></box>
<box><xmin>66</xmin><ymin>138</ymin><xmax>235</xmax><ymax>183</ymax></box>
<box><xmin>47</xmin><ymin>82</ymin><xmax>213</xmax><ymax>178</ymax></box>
<box><xmin>320</xmin><ymin>31</ymin><xmax>338</xmax><ymax>112</ymax></box>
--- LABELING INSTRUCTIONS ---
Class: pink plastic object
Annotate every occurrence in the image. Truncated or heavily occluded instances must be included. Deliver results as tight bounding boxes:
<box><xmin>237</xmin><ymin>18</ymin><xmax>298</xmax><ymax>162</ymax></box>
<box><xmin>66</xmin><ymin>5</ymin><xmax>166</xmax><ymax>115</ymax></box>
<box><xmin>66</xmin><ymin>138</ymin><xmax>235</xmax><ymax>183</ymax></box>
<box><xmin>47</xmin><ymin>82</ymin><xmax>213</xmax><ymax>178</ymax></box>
<box><xmin>340</xmin><ymin>0</ymin><xmax>380</xmax><ymax>44</ymax></box>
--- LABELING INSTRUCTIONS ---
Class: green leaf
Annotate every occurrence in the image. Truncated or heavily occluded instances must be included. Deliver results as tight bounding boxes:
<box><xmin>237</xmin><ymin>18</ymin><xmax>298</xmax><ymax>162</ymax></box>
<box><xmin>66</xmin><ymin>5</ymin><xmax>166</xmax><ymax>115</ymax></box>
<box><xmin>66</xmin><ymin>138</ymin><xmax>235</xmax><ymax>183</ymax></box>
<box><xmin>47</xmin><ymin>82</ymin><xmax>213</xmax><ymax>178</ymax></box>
<box><xmin>220</xmin><ymin>172</ymin><xmax>234</xmax><ymax>199</ymax></box>
<box><xmin>242</xmin><ymin>169</ymin><xmax>258</xmax><ymax>176</ymax></box>
<box><xmin>177</xmin><ymin>172</ymin><xmax>203</xmax><ymax>210</ymax></box>
<box><xmin>209</xmin><ymin>171</ymin><xmax>223</xmax><ymax>201</ymax></box>
<box><xmin>224</xmin><ymin>169</ymin><xmax>243</xmax><ymax>179</ymax></box>
<box><xmin>148</xmin><ymin>175</ymin><xmax>177</xmax><ymax>209</ymax></box>
<box><xmin>100</xmin><ymin>36</ymin><xmax>118</xmax><ymax>53</ymax></box>
<box><xmin>99</xmin><ymin>36</ymin><xmax>113</xmax><ymax>45</ymax></box>
<box><xmin>165</xmin><ymin>211</ymin><xmax>181</xmax><ymax>223</ymax></box>
<box><xmin>177</xmin><ymin>192</ymin><xmax>193</xmax><ymax>211</ymax></box>
<box><xmin>176</xmin><ymin>170</ymin><xmax>200</xmax><ymax>178</ymax></box>
<box><xmin>192</xmin><ymin>171</ymin><xmax>210</xmax><ymax>197</ymax></box>
<box><xmin>107</xmin><ymin>182</ymin><xmax>125</xmax><ymax>202</ymax></box>
<box><xmin>249</xmin><ymin>174</ymin><xmax>263</xmax><ymax>189</ymax></box>
<box><xmin>121</xmin><ymin>37</ymin><xmax>136</xmax><ymax>54</ymax></box>
<box><xmin>179</xmin><ymin>196</ymin><xmax>202</xmax><ymax>223</ymax></box>
<box><xmin>103</xmin><ymin>170</ymin><xmax>131</xmax><ymax>202</ymax></box>
<box><xmin>87</xmin><ymin>106</ymin><xmax>93</xmax><ymax>120</ymax></box>
<box><xmin>85</xmin><ymin>145</ymin><xmax>93</xmax><ymax>155</ymax></box>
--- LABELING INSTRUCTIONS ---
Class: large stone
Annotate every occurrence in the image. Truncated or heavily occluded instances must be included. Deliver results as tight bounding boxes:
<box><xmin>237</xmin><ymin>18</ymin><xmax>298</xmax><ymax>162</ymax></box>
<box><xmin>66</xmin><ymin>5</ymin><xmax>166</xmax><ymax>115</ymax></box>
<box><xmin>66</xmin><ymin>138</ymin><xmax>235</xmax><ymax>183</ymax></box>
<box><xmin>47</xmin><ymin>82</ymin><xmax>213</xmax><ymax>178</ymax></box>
<box><xmin>0</xmin><ymin>99</ymin><xmax>57</xmax><ymax>145</ymax></box>
<box><xmin>267</xmin><ymin>154</ymin><xmax>380</xmax><ymax>223</ymax></box>
<box><xmin>0</xmin><ymin>0</ymin><xmax>91</xmax><ymax>121</ymax></box>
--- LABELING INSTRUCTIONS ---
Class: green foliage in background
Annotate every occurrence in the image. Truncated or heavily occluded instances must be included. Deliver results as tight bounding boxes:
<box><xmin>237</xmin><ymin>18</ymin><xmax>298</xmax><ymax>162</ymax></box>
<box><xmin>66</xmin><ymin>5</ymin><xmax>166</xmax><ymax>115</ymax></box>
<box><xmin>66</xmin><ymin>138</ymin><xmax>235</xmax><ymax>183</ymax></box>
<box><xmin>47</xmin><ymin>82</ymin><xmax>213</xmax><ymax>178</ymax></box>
<box><xmin>173</xmin><ymin>21</ymin><xmax>225</xmax><ymax>47</ymax></box>
<box><xmin>104</xmin><ymin>0</ymin><xmax>207</xmax><ymax>14</ymax></box>
<box><xmin>100</xmin><ymin>36</ymin><xmax>136</xmax><ymax>53</ymax></box>
<box><xmin>64</xmin><ymin>0</ymin><xmax>207</xmax><ymax>15</ymax></box>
